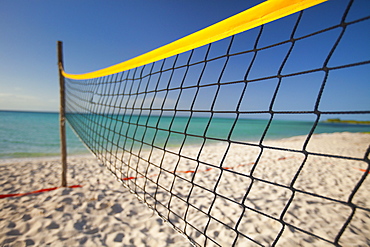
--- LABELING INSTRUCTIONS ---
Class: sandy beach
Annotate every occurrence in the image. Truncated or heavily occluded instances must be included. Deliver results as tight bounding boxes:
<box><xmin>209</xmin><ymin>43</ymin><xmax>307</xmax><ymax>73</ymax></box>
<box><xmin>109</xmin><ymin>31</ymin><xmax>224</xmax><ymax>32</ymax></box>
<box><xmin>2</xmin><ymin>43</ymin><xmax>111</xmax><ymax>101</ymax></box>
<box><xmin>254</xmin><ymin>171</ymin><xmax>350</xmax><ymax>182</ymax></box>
<box><xmin>1</xmin><ymin>132</ymin><xmax>369</xmax><ymax>246</ymax></box>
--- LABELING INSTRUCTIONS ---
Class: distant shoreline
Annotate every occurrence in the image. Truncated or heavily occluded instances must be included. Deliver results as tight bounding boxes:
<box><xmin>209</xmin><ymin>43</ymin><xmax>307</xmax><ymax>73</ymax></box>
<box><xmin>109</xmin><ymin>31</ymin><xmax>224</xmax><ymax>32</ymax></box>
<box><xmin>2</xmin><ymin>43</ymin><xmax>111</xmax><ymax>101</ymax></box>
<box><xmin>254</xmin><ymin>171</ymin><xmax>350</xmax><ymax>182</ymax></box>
<box><xmin>323</xmin><ymin>118</ymin><xmax>370</xmax><ymax>125</ymax></box>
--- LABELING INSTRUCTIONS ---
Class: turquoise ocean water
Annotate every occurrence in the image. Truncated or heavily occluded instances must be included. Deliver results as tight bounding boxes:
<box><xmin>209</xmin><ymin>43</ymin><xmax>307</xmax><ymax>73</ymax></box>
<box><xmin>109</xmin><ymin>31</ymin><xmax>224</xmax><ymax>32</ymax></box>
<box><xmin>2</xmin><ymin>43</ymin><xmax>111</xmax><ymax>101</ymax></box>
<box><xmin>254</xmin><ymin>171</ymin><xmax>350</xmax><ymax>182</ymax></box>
<box><xmin>0</xmin><ymin>111</ymin><xmax>88</xmax><ymax>159</ymax></box>
<box><xmin>1</xmin><ymin>111</ymin><xmax>369</xmax><ymax>160</ymax></box>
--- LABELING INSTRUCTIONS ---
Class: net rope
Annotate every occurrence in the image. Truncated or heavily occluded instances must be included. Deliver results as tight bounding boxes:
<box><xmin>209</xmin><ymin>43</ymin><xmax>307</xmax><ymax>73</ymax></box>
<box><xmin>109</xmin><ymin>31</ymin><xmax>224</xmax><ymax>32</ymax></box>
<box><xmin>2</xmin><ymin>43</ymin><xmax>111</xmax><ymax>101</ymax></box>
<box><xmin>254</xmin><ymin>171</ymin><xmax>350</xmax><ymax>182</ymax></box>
<box><xmin>64</xmin><ymin>0</ymin><xmax>370</xmax><ymax>246</ymax></box>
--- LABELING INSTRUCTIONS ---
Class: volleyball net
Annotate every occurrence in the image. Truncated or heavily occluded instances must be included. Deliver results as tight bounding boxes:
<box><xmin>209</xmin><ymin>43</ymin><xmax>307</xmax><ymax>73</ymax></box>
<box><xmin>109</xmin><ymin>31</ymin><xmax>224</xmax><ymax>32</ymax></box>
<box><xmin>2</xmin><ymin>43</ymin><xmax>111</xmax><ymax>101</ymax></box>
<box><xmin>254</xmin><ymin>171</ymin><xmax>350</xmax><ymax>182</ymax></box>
<box><xmin>61</xmin><ymin>0</ymin><xmax>370</xmax><ymax>246</ymax></box>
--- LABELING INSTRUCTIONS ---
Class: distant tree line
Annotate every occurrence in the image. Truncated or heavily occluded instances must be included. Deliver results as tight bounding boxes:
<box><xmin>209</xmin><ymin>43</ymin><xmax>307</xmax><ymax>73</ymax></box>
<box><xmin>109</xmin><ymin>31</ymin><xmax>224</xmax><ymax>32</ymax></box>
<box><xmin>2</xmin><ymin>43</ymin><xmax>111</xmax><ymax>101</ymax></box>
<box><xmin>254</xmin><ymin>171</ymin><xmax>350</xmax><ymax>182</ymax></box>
<box><xmin>324</xmin><ymin>118</ymin><xmax>370</xmax><ymax>125</ymax></box>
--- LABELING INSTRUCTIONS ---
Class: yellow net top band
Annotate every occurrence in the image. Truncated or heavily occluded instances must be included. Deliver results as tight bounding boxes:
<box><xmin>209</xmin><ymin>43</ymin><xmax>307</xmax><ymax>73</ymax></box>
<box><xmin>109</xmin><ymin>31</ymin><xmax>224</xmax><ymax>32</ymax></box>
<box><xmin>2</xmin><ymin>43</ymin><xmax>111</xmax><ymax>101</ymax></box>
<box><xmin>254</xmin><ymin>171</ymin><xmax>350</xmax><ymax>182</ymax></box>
<box><xmin>62</xmin><ymin>0</ymin><xmax>327</xmax><ymax>80</ymax></box>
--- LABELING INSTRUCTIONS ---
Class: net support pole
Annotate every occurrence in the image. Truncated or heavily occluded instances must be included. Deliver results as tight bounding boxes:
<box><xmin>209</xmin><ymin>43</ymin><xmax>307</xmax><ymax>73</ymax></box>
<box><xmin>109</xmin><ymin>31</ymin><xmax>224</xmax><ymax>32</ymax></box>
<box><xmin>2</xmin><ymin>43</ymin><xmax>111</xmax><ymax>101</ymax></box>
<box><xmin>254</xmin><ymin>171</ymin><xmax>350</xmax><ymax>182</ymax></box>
<box><xmin>57</xmin><ymin>41</ymin><xmax>67</xmax><ymax>187</ymax></box>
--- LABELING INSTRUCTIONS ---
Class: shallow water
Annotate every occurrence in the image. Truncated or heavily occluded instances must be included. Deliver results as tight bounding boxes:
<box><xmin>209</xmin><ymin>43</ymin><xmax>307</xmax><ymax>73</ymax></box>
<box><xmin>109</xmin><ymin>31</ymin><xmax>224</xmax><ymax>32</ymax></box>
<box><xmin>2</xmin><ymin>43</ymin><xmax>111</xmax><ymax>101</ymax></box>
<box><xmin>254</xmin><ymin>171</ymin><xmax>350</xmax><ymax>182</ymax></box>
<box><xmin>1</xmin><ymin>110</ymin><xmax>368</xmax><ymax>159</ymax></box>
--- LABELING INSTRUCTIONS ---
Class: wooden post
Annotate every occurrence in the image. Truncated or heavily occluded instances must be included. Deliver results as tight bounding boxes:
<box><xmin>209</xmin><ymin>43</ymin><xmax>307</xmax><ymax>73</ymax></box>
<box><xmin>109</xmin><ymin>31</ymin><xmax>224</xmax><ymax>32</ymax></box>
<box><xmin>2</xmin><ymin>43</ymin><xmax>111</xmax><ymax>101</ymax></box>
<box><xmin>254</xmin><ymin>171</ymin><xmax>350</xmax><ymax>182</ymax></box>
<box><xmin>58</xmin><ymin>41</ymin><xmax>67</xmax><ymax>187</ymax></box>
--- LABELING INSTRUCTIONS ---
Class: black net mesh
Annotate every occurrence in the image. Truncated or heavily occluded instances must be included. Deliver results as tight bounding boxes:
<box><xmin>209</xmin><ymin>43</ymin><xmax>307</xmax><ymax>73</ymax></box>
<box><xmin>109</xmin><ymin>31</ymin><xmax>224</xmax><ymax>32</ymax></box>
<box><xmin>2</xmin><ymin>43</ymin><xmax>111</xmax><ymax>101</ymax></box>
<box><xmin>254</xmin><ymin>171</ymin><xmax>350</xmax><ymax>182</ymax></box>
<box><xmin>64</xmin><ymin>0</ymin><xmax>370</xmax><ymax>246</ymax></box>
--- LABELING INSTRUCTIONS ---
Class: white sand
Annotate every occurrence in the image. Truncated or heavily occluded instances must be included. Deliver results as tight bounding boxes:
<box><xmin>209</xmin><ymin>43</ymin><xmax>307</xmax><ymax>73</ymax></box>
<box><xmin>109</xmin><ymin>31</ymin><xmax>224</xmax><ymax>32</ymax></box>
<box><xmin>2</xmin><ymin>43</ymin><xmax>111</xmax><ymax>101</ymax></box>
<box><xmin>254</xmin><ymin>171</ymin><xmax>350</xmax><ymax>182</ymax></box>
<box><xmin>0</xmin><ymin>132</ymin><xmax>369</xmax><ymax>246</ymax></box>
<box><xmin>0</xmin><ymin>156</ymin><xmax>192</xmax><ymax>247</ymax></box>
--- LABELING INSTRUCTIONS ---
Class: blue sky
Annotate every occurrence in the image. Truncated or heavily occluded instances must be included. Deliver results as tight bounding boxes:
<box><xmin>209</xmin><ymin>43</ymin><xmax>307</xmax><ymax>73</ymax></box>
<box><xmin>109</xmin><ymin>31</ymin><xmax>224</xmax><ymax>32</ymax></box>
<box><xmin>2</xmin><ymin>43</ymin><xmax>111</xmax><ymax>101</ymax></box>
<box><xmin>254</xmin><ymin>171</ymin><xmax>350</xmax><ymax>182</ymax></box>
<box><xmin>0</xmin><ymin>0</ymin><xmax>264</xmax><ymax>111</ymax></box>
<box><xmin>0</xmin><ymin>0</ymin><xmax>369</xmax><ymax>120</ymax></box>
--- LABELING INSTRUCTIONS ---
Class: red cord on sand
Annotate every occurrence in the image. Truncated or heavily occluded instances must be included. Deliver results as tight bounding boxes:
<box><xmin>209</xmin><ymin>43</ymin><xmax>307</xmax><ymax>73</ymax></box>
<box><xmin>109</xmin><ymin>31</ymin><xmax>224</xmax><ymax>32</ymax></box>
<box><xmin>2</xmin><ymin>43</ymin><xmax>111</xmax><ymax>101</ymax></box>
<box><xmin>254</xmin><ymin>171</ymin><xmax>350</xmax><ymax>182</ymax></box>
<box><xmin>0</xmin><ymin>185</ymin><xmax>83</xmax><ymax>199</ymax></box>
<box><xmin>357</xmin><ymin>168</ymin><xmax>370</xmax><ymax>174</ymax></box>
<box><xmin>121</xmin><ymin>158</ymin><xmax>368</xmax><ymax>181</ymax></box>
<box><xmin>121</xmin><ymin>162</ymin><xmax>256</xmax><ymax>181</ymax></box>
